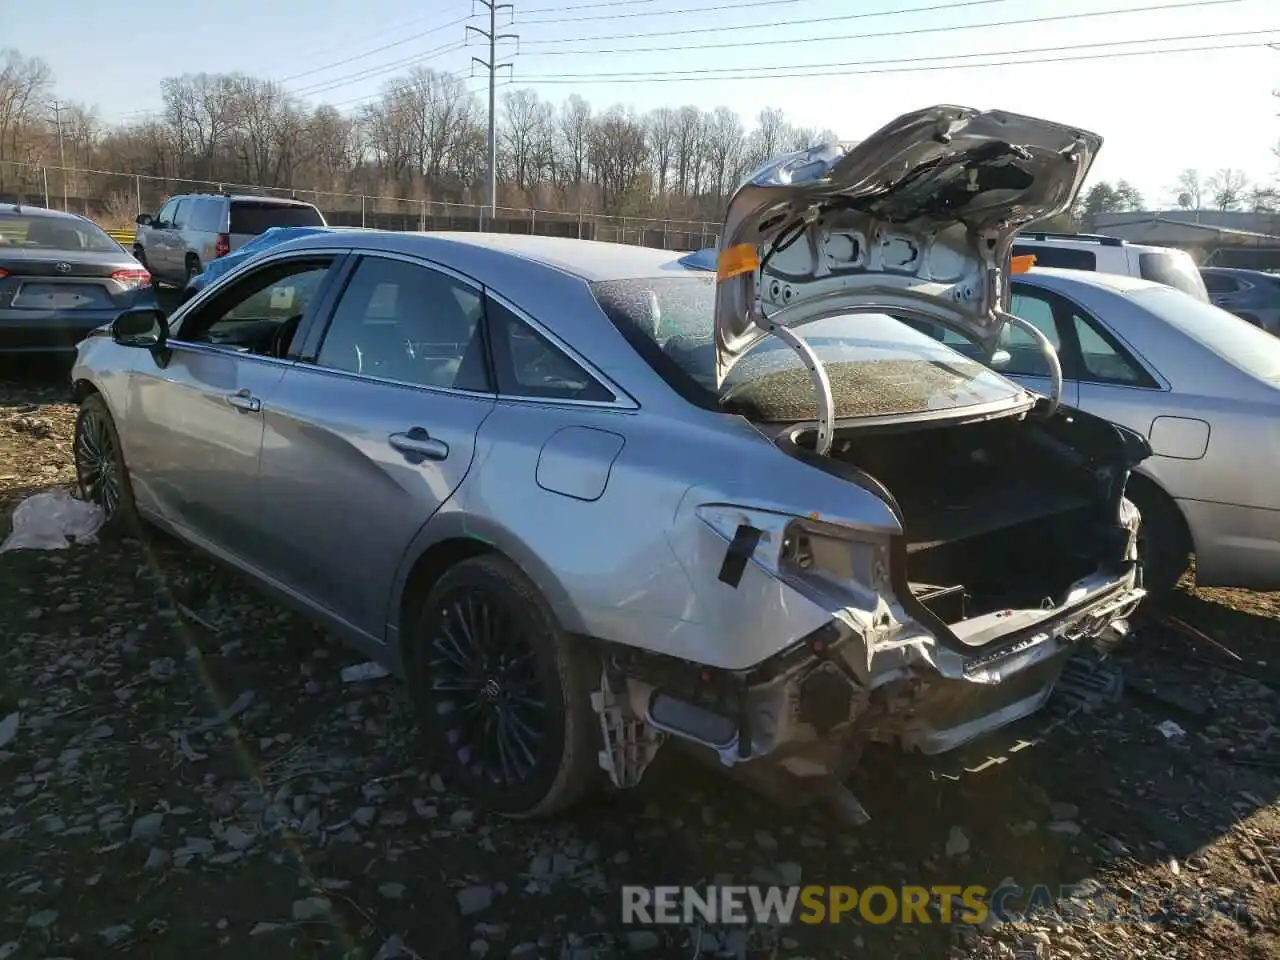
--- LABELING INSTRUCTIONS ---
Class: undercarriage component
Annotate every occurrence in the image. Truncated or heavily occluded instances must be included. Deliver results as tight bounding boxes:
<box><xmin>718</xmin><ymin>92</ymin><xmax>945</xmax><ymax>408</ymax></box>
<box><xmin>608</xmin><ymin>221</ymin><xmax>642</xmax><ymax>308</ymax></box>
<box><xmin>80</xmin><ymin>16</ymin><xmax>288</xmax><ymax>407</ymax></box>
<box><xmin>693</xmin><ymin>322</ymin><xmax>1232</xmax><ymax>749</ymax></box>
<box><xmin>1047</xmin><ymin>650</ymin><xmax>1124</xmax><ymax>718</ymax></box>
<box><xmin>591</xmin><ymin>669</ymin><xmax>665</xmax><ymax>789</ymax></box>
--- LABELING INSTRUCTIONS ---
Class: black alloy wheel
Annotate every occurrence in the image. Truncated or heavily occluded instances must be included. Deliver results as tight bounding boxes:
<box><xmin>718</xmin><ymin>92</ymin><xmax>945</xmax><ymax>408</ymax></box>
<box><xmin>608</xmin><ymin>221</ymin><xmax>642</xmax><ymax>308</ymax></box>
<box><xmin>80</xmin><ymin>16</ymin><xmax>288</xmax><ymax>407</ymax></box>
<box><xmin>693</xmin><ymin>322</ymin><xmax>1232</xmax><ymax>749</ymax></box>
<box><xmin>411</xmin><ymin>555</ymin><xmax>598</xmax><ymax>818</ymax></box>
<box><xmin>73</xmin><ymin>394</ymin><xmax>137</xmax><ymax>534</ymax></box>
<box><xmin>430</xmin><ymin>586</ymin><xmax>546</xmax><ymax>787</ymax></box>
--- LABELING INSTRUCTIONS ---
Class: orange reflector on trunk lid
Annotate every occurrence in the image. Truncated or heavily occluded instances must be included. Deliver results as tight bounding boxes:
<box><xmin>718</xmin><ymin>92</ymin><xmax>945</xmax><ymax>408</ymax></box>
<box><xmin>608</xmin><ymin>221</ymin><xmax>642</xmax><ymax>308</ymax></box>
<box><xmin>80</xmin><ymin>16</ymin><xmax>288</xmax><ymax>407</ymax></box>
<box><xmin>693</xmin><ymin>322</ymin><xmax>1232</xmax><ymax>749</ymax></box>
<box><xmin>717</xmin><ymin>244</ymin><xmax>760</xmax><ymax>282</ymax></box>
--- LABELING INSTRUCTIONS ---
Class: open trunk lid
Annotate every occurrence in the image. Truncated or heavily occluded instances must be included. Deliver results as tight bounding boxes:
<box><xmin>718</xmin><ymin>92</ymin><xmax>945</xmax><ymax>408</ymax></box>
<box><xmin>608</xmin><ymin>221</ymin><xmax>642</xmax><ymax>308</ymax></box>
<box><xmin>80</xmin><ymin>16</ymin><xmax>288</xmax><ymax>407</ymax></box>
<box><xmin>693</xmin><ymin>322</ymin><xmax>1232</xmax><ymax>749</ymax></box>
<box><xmin>712</xmin><ymin>105</ymin><xmax>1101</xmax><ymax>448</ymax></box>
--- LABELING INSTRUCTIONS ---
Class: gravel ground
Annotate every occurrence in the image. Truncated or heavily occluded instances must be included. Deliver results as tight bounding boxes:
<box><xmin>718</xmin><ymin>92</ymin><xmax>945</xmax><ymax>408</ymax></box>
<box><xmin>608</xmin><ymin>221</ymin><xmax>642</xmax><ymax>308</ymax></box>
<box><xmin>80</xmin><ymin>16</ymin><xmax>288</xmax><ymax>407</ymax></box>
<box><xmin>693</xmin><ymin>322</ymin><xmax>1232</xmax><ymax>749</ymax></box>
<box><xmin>2</xmin><ymin>358</ymin><xmax>1279</xmax><ymax>960</ymax></box>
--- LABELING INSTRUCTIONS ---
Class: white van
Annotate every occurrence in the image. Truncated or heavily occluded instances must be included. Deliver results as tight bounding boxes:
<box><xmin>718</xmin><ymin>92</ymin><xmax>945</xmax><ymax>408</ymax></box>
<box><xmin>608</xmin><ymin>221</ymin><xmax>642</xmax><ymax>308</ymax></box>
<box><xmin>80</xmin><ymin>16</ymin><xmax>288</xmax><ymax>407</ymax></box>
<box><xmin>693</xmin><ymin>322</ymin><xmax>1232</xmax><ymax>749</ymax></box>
<box><xmin>1012</xmin><ymin>232</ymin><xmax>1209</xmax><ymax>302</ymax></box>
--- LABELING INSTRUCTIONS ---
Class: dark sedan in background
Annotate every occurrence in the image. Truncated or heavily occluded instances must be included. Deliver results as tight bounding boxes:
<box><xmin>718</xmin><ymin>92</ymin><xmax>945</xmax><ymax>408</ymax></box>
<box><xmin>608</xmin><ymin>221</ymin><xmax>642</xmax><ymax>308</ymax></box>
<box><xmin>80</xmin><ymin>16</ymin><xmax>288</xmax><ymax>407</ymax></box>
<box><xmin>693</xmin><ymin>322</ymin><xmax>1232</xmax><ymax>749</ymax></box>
<box><xmin>1199</xmin><ymin>266</ymin><xmax>1280</xmax><ymax>334</ymax></box>
<box><xmin>0</xmin><ymin>204</ymin><xmax>152</xmax><ymax>355</ymax></box>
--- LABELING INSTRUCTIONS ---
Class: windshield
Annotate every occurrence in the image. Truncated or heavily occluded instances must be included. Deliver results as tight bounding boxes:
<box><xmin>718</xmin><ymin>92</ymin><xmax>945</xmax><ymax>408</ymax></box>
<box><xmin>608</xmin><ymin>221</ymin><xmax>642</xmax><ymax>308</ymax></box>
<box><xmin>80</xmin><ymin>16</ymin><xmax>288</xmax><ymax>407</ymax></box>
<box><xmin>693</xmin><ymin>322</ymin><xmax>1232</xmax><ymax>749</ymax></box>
<box><xmin>0</xmin><ymin>212</ymin><xmax>122</xmax><ymax>253</ymax></box>
<box><xmin>591</xmin><ymin>276</ymin><xmax>1023</xmax><ymax>421</ymax></box>
<box><xmin>1138</xmin><ymin>251</ymin><xmax>1208</xmax><ymax>302</ymax></box>
<box><xmin>1131</xmin><ymin>284</ymin><xmax>1280</xmax><ymax>382</ymax></box>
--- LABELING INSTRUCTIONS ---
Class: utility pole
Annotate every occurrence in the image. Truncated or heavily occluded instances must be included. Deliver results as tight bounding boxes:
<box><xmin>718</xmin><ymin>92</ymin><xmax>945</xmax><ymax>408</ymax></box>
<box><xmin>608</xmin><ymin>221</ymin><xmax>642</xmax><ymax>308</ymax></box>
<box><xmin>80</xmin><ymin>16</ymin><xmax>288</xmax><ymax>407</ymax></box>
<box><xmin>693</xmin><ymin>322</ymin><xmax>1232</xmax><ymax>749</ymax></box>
<box><xmin>51</xmin><ymin>99</ymin><xmax>67</xmax><ymax>210</ymax></box>
<box><xmin>467</xmin><ymin>1</ymin><xmax>516</xmax><ymax>227</ymax></box>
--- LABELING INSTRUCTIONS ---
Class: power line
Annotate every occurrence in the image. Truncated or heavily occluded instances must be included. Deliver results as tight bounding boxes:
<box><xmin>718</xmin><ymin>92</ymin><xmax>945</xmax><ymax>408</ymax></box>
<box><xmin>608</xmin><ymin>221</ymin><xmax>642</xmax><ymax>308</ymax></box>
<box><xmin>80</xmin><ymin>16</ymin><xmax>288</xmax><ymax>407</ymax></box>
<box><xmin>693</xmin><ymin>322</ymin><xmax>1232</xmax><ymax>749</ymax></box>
<box><xmin>516</xmin><ymin>0</ymin><xmax>1018</xmax><ymax>44</ymax></box>
<box><xmin>522</xmin><ymin>31</ymin><xmax>1277</xmax><ymax>83</ymax></box>
<box><xmin>518</xmin><ymin>0</ymin><xmax>697</xmax><ymax>12</ymax></box>
<box><xmin>282</xmin><ymin>0</ymin><xmax>1034</xmax><ymax>100</ymax></box>
<box><xmin>275</xmin><ymin>14</ymin><xmax>473</xmax><ymax>85</ymax></box>
<box><xmin>519</xmin><ymin>0</ymin><xmax>1008</xmax><ymax>44</ymax></box>
<box><xmin>323</xmin><ymin>68</ymin><xmax>477</xmax><ymax>109</ymax></box>
<box><xmin>517</xmin><ymin>0</ymin><xmax>1244</xmax><ymax>58</ymax></box>
<box><xmin>515</xmin><ymin>0</ymin><xmax>807</xmax><ymax>23</ymax></box>
<box><xmin>289</xmin><ymin>40</ymin><xmax>469</xmax><ymax>97</ymax></box>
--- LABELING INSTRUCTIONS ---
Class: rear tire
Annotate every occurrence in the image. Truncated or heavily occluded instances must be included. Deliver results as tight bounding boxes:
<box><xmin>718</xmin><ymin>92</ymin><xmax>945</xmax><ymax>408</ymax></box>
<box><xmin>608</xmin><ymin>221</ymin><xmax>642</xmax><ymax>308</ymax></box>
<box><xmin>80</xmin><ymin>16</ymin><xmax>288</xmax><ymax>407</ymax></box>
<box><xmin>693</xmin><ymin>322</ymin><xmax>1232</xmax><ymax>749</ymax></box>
<box><xmin>407</xmin><ymin>554</ymin><xmax>599</xmax><ymax>818</ymax></box>
<box><xmin>184</xmin><ymin>255</ymin><xmax>202</xmax><ymax>287</ymax></box>
<box><xmin>1127</xmin><ymin>478</ymin><xmax>1190</xmax><ymax>608</ymax></box>
<box><xmin>73</xmin><ymin>393</ymin><xmax>140</xmax><ymax>538</ymax></box>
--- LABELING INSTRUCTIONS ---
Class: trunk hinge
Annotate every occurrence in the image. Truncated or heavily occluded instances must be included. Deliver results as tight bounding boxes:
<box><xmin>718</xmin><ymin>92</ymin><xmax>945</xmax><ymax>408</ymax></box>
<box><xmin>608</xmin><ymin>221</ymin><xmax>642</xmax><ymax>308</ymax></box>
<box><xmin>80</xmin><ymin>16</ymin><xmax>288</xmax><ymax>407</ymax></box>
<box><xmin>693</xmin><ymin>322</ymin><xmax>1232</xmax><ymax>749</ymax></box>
<box><xmin>756</xmin><ymin>309</ymin><xmax>837</xmax><ymax>456</ymax></box>
<box><xmin>995</xmin><ymin>308</ymin><xmax>1063</xmax><ymax>416</ymax></box>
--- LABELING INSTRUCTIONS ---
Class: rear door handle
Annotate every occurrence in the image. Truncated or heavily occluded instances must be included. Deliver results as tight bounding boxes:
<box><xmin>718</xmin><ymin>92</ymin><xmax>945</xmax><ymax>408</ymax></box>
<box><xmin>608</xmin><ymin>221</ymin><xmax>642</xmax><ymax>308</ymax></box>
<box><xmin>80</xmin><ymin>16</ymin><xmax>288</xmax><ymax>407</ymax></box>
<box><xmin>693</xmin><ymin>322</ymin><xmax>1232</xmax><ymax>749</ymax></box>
<box><xmin>389</xmin><ymin>427</ymin><xmax>449</xmax><ymax>461</ymax></box>
<box><xmin>227</xmin><ymin>391</ymin><xmax>261</xmax><ymax>413</ymax></box>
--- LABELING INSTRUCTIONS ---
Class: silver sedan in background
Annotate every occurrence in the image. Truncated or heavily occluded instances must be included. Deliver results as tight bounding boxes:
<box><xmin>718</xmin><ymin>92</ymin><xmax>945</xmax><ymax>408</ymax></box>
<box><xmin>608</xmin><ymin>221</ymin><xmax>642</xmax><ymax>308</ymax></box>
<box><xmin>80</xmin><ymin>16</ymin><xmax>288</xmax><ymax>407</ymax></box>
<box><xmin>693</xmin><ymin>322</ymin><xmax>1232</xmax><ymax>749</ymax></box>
<box><xmin>988</xmin><ymin>268</ymin><xmax>1280</xmax><ymax>599</ymax></box>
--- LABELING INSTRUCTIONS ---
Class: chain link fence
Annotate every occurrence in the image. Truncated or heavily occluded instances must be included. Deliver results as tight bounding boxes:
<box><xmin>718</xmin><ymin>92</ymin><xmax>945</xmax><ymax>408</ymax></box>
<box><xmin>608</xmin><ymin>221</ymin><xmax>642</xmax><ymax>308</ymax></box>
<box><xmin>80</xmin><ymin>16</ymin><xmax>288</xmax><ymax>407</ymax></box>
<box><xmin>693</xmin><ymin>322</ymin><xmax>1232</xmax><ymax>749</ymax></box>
<box><xmin>0</xmin><ymin>160</ymin><xmax>721</xmax><ymax>252</ymax></box>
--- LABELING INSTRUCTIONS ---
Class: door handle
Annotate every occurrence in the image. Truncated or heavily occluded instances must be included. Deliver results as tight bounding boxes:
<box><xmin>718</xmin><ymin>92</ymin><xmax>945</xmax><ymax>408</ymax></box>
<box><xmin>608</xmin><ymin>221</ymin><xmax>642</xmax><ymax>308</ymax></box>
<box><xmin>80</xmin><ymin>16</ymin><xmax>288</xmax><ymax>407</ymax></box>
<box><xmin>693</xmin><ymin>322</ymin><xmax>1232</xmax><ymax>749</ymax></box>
<box><xmin>389</xmin><ymin>427</ymin><xmax>449</xmax><ymax>461</ymax></box>
<box><xmin>227</xmin><ymin>391</ymin><xmax>261</xmax><ymax>413</ymax></box>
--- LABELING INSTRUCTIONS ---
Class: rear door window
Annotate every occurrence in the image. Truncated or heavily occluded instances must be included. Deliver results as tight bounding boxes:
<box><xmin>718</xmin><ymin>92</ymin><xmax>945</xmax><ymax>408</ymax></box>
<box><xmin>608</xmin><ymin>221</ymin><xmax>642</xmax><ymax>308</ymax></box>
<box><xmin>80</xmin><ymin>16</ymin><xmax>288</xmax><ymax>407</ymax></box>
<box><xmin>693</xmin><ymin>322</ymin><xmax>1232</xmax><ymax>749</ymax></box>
<box><xmin>1200</xmin><ymin>272</ymin><xmax>1238</xmax><ymax>294</ymax></box>
<box><xmin>231</xmin><ymin>202</ymin><xmax>326</xmax><ymax>235</ymax></box>
<box><xmin>1012</xmin><ymin>244</ymin><xmax>1097</xmax><ymax>271</ymax></box>
<box><xmin>192</xmin><ymin>199</ymin><xmax>223</xmax><ymax>232</ymax></box>
<box><xmin>1001</xmin><ymin>291</ymin><xmax>1062</xmax><ymax>377</ymax></box>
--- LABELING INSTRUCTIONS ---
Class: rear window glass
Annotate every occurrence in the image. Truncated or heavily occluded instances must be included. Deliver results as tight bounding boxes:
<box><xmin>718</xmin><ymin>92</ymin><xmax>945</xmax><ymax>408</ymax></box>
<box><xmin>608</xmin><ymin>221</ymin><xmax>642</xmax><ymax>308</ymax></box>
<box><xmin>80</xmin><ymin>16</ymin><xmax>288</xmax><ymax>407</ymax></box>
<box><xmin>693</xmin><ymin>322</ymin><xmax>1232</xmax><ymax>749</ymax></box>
<box><xmin>230</xmin><ymin>202</ymin><xmax>325</xmax><ymax>235</ymax></box>
<box><xmin>1138</xmin><ymin>251</ymin><xmax>1209</xmax><ymax>301</ymax></box>
<box><xmin>1012</xmin><ymin>244</ymin><xmax>1096</xmax><ymax>271</ymax></box>
<box><xmin>1131</xmin><ymin>285</ymin><xmax>1280</xmax><ymax>382</ymax></box>
<box><xmin>591</xmin><ymin>276</ymin><xmax>1021</xmax><ymax>422</ymax></box>
<box><xmin>0</xmin><ymin>212</ymin><xmax>121</xmax><ymax>253</ymax></box>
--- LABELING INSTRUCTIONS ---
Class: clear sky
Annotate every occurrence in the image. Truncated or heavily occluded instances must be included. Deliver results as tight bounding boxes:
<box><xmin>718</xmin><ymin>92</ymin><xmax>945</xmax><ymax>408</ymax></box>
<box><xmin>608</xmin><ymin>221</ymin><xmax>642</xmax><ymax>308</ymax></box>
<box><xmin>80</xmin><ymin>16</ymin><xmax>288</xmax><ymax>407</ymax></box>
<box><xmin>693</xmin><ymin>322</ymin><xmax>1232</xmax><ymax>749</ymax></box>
<box><xmin>4</xmin><ymin>0</ymin><xmax>1277</xmax><ymax>206</ymax></box>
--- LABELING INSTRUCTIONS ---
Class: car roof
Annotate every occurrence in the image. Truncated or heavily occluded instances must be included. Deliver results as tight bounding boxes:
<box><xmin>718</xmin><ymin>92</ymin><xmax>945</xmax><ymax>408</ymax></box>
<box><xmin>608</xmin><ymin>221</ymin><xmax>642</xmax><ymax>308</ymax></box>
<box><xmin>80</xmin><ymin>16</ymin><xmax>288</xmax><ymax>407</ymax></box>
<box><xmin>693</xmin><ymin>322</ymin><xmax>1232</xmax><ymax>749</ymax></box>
<box><xmin>1200</xmin><ymin>266</ymin><xmax>1279</xmax><ymax>279</ymax></box>
<box><xmin>0</xmin><ymin>203</ymin><xmax>87</xmax><ymax>221</ymax></box>
<box><xmin>285</xmin><ymin>230</ymin><xmax>698</xmax><ymax>283</ymax></box>
<box><xmin>1015</xmin><ymin>234</ymin><xmax>1182</xmax><ymax>256</ymax></box>
<box><xmin>172</xmin><ymin>193</ymin><xmax>318</xmax><ymax>207</ymax></box>
<box><xmin>1018</xmin><ymin>266</ymin><xmax>1166</xmax><ymax>294</ymax></box>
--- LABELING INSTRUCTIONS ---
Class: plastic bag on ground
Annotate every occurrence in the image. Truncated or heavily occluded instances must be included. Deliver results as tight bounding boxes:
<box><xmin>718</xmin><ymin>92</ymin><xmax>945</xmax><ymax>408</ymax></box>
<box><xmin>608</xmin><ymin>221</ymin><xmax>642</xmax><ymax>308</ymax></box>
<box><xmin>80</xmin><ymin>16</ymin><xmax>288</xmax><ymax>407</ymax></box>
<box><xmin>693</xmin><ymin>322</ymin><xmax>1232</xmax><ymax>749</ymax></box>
<box><xmin>0</xmin><ymin>489</ymin><xmax>104</xmax><ymax>554</ymax></box>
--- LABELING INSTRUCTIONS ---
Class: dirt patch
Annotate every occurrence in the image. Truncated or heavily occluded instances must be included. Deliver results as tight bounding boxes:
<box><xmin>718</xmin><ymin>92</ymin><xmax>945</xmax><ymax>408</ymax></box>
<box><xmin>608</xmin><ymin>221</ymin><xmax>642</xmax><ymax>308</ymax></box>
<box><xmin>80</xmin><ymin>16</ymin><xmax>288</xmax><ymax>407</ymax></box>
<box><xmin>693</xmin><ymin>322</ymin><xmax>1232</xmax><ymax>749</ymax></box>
<box><xmin>1</xmin><ymin>366</ymin><xmax>1278</xmax><ymax>959</ymax></box>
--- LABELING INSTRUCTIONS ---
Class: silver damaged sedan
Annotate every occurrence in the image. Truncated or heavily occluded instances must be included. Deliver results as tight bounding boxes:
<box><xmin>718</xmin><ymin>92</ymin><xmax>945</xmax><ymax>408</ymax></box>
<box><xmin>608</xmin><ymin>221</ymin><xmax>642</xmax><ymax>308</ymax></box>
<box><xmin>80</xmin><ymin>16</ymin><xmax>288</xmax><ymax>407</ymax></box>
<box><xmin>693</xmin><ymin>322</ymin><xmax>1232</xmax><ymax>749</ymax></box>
<box><xmin>70</xmin><ymin>105</ymin><xmax>1148</xmax><ymax>823</ymax></box>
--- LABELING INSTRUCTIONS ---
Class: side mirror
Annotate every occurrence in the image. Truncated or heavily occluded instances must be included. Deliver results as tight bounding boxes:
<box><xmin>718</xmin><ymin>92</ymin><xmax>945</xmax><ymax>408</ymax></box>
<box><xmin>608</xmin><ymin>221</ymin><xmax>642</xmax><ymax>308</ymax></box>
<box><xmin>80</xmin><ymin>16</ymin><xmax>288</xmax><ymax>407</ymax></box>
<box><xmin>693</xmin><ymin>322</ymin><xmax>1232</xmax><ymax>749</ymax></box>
<box><xmin>112</xmin><ymin>306</ymin><xmax>168</xmax><ymax>351</ymax></box>
<box><xmin>135</xmin><ymin>213</ymin><xmax>153</xmax><ymax>226</ymax></box>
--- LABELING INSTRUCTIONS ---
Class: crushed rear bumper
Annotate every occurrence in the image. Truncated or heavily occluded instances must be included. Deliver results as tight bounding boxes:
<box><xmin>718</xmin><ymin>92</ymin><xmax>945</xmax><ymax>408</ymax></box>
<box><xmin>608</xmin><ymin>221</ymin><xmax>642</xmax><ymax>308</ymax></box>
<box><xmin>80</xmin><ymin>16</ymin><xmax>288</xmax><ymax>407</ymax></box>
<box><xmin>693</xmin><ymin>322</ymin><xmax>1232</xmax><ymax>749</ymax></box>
<box><xmin>594</xmin><ymin>563</ymin><xmax>1143</xmax><ymax>821</ymax></box>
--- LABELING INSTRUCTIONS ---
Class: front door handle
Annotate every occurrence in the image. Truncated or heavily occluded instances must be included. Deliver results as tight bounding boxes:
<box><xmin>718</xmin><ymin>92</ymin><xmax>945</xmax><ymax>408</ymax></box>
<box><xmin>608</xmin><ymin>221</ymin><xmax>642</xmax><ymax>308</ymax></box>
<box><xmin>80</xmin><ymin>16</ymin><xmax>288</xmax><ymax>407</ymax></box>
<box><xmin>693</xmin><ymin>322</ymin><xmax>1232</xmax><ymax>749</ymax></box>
<box><xmin>389</xmin><ymin>427</ymin><xmax>449</xmax><ymax>461</ymax></box>
<box><xmin>227</xmin><ymin>391</ymin><xmax>261</xmax><ymax>413</ymax></box>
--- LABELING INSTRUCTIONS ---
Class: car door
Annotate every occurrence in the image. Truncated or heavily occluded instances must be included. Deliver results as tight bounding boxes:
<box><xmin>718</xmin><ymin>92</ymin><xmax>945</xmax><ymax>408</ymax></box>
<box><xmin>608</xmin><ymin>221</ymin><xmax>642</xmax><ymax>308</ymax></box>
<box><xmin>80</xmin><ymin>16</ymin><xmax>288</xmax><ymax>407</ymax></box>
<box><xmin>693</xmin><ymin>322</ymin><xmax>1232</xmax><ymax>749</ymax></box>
<box><xmin>123</xmin><ymin>252</ymin><xmax>346</xmax><ymax>565</ymax></box>
<box><xmin>169</xmin><ymin>198</ymin><xmax>193</xmax><ymax>276</ymax></box>
<box><xmin>254</xmin><ymin>252</ymin><xmax>497</xmax><ymax>640</ymax></box>
<box><xmin>148</xmin><ymin>199</ymin><xmax>179</xmax><ymax>278</ymax></box>
<box><xmin>993</xmin><ymin>286</ymin><xmax>1081</xmax><ymax>408</ymax></box>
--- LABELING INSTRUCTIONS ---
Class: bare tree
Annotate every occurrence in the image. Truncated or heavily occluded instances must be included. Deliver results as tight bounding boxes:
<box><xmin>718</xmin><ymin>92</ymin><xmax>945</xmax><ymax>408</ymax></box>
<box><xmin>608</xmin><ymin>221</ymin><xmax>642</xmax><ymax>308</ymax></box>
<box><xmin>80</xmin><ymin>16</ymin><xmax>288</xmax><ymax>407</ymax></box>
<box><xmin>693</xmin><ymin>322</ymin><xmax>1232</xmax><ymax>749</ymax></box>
<box><xmin>0</xmin><ymin>49</ymin><xmax>53</xmax><ymax>168</ymax></box>
<box><xmin>743</xmin><ymin>106</ymin><xmax>790</xmax><ymax>170</ymax></box>
<box><xmin>500</xmin><ymin>88</ymin><xmax>552</xmax><ymax>193</ymax></box>
<box><xmin>1207</xmin><ymin>168</ymin><xmax>1248</xmax><ymax>211</ymax></box>
<box><xmin>1173</xmin><ymin>168</ymin><xmax>1202</xmax><ymax>210</ymax></box>
<box><xmin>589</xmin><ymin>106</ymin><xmax>648</xmax><ymax>210</ymax></box>
<box><xmin>703</xmin><ymin>106</ymin><xmax>743</xmax><ymax>201</ymax></box>
<box><xmin>556</xmin><ymin>95</ymin><xmax>592</xmax><ymax>193</ymax></box>
<box><xmin>645</xmin><ymin>107</ymin><xmax>678</xmax><ymax>197</ymax></box>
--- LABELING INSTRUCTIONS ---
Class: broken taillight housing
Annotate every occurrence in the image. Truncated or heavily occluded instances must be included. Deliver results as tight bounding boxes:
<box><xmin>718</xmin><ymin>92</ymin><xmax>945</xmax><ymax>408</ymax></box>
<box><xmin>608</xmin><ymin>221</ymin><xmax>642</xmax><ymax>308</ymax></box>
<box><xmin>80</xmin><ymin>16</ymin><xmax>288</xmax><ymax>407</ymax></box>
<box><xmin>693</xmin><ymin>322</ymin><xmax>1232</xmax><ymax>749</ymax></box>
<box><xmin>214</xmin><ymin>233</ymin><xmax>231</xmax><ymax>258</ymax></box>
<box><xmin>110</xmin><ymin>268</ymin><xmax>151</xmax><ymax>290</ymax></box>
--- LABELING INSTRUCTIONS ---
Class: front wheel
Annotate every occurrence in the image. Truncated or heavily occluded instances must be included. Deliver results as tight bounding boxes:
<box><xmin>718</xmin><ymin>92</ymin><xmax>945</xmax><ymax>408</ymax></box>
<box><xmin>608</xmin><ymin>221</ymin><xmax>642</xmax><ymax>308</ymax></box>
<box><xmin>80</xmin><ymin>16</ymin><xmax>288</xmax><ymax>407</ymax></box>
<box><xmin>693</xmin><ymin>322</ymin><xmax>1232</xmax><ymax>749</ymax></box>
<box><xmin>407</xmin><ymin>554</ymin><xmax>599</xmax><ymax>818</ymax></box>
<box><xmin>73</xmin><ymin>393</ymin><xmax>139</xmax><ymax>536</ymax></box>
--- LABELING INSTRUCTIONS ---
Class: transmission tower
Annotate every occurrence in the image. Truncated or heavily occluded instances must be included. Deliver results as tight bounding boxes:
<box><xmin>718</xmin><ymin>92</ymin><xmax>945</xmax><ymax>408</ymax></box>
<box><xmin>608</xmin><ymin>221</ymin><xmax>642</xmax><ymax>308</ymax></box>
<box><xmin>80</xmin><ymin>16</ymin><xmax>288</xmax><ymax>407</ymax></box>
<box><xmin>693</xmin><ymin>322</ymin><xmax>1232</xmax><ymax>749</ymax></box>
<box><xmin>468</xmin><ymin>1</ymin><xmax>517</xmax><ymax>226</ymax></box>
